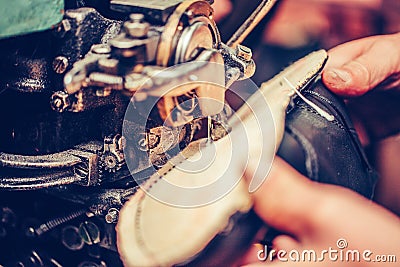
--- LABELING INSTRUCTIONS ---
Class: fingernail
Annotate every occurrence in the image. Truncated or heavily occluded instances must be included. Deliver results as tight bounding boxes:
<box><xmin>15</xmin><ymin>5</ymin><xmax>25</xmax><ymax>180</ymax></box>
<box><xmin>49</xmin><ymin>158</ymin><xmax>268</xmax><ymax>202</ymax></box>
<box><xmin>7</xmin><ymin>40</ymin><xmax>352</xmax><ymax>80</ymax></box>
<box><xmin>325</xmin><ymin>68</ymin><xmax>352</xmax><ymax>84</ymax></box>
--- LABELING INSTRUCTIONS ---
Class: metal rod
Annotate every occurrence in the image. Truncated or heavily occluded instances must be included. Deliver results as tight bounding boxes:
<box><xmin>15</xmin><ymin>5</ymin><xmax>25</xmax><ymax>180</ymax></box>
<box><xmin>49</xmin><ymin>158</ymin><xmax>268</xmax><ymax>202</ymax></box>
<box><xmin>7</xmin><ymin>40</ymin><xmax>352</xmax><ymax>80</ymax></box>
<box><xmin>226</xmin><ymin>0</ymin><xmax>277</xmax><ymax>48</ymax></box>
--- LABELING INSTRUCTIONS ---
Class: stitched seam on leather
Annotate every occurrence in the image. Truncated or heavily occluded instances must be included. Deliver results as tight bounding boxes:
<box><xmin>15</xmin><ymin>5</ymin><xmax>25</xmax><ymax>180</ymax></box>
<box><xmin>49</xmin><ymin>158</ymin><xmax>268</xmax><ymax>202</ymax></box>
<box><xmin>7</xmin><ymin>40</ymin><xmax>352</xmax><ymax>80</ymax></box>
<box><xmin>296</xmin><ymin>103</ymin><xmax>346</xmax><ymax>130</ymax></box>
<box><xmin>303</xmin><ymin>89</ymin><xmax>354</xmax><ymax>130</ymax></box>
<box><xmin>301</xmin><ymin>91</ymin><xmax>375</xmax><ymax>173</ymax></box>
<box><xmin>296</xmin><ymin>102</ymin><xmax>377</xmax><ymax>196</ymax></box>
<box><xmin>302</xmin><ymin>90</ymin><xmax>332</xmax><ymax>105</ymax></box>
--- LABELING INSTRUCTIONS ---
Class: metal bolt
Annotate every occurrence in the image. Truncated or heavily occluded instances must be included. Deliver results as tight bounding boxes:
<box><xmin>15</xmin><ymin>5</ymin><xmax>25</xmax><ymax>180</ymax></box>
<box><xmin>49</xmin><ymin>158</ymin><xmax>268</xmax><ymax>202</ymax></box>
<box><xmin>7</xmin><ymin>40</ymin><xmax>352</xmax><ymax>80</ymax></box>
<box><xmin>79</xmin><ymin>221</ymin><xmax>101</xmax><ymax>245</ymax></box>
<box><xmin>124</xmin><ymin>13</ymin><xmax>150</xmax><ymax>38</ymax></box>
<box><xmin>105</xmin><ymin>208</ymin><xmax>119</xmax><ymax>224</ymax></box>
<box><xmin>129</xmin><ymin>13</ymin><xmax>145</xmax><ymax>22</ymax></box>
<box><xmin>236</xmin><ymin>44</ymin><xmax>252</xmax><ymax>61</ymax></box>
<box><xmin>98</xmin><ymin>58</ymin><xmax>119</xmax><ymax>74</ymax></box>
<box><xmin>52</xmin><ymin>56</ymin><xmax>69</xmax><ymax>74</ymax></box>
<box><xmin>51</xmin><ymin>91</ymin><xmax>71</xmax><ymax>112</ymax></box>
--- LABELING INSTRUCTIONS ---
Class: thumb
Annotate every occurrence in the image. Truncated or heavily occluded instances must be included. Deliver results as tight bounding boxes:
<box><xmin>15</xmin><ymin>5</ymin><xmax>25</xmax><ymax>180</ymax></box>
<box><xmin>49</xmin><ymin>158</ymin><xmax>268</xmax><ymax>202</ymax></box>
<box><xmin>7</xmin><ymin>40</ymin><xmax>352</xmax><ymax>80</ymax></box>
<box><xmin>322</xmin><ymin>34</ymin><xmax>400</xmax><ymax>97</ymax></box>
<box><xmin>323</xmin><ymin>57</ymin><xmax>371</xmax><ymax>97</ymax></box>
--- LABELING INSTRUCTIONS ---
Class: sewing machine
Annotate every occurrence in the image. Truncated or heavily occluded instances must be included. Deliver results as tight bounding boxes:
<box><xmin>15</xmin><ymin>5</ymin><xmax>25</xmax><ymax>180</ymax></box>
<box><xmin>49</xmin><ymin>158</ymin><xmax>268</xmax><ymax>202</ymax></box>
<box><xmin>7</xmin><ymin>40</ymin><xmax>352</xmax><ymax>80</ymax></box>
<box><xmin>0</xmin><ymin>1</ymin><xmax>375</xmax><ymax>266</ymax></box>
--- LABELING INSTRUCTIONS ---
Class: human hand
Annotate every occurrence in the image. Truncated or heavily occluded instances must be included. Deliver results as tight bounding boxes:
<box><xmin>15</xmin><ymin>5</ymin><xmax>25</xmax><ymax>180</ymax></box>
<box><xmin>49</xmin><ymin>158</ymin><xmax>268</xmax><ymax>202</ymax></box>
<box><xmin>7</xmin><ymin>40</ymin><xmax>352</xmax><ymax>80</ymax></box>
<box><xmin>322</xmin><ymin>33</ymin><xmax>400</xmax><ymax>97</ymax></box>
<box><xmin>242</xmin><ymin>157</ymin><xmax>400</xmax><ymax>266</ymax></box>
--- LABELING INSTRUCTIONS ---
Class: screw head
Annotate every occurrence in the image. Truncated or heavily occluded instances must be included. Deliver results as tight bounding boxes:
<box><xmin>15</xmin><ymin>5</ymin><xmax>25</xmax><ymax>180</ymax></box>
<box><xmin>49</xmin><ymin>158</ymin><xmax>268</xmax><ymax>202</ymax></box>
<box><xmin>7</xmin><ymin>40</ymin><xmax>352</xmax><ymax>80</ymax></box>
<box><xmin>236</xmin><ymin>44</ymin><xmax>252</xmax><ymax>61</ymax></box>
<box><xmin>50</xmin><ymin>91</ymin><xmax>70</xmax><ymax>112</ymax></box>
<box><xmin>52</xmin><ymin>56</ymin><xmax>69</xmax><ymax>74</ymax></box>
<box><xmin>105</xmin><ymin>208</ymin><xmax>119</xmax><ymax>224</ymax></box>
<box><xmin>124</xmin><ymin>14</ymin><xmax>150</xmax><ymax>38</ymax></box>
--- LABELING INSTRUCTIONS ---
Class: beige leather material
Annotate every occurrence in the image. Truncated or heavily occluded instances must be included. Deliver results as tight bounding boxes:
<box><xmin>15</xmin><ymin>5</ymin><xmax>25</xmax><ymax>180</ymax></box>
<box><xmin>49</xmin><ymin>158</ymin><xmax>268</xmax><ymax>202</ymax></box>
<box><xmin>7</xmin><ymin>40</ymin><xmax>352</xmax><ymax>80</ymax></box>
<box><xmin>117</xmin><ymin>50</ymin><xmax>328</xmax><ymax>267</ymax></box>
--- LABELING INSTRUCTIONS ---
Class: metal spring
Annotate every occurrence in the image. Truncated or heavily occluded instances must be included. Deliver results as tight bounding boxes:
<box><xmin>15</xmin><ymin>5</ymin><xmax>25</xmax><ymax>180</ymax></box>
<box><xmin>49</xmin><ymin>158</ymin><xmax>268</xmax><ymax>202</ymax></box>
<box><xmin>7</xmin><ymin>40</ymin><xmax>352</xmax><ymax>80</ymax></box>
<box><xmin>34</xmin><ymin>209</ymin><xmax>86</xmax><ymax>236</ymax></box>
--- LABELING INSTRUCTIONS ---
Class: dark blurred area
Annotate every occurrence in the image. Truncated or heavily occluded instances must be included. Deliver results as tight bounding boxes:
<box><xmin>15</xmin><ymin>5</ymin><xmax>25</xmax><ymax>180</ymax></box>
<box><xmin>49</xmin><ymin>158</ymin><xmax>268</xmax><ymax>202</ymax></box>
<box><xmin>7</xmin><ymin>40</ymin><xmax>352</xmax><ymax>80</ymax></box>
<box><xmin>216</xmin><ymin>0</ymin><xmax>400</xmax><ymax>216</ymax></box>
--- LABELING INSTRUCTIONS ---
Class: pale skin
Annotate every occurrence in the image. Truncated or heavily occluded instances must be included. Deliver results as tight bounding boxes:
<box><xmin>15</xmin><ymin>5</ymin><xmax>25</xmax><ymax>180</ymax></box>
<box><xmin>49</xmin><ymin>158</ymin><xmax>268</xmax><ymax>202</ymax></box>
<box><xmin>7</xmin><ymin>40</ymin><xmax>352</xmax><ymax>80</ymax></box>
<box><xmin>242</xmin><ymin>33</ymin><xmax>400</xmax><ymax>266</ymax></box>
<box><xmin>323</xmin><ymin>32</ymin><xmax>400</xmax><ymax>96</ymax></box>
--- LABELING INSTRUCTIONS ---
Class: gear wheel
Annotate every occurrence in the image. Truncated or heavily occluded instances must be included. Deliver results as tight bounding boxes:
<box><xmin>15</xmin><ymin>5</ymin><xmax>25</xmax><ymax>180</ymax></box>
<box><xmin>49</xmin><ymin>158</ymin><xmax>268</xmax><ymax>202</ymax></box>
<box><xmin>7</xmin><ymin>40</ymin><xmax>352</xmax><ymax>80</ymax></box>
<box><xmin>99</xmin><ymin>135</ymin><xmax>125</xmax><ymax>174</ymax></box>
<box><xmin>100</xmin><ymin>152</ymin><xmax>123</xmax><ymax>173</ymax></box>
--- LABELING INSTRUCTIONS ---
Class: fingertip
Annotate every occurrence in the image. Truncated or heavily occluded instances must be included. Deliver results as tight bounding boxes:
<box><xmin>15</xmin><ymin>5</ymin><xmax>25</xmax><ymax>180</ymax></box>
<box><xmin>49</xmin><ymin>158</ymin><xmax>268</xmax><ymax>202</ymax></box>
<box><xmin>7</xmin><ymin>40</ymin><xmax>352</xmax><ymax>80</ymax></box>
<box><xmin>239</xmin><ymin>243</ymin><xmax>266</xmax><ymax>266</ymax></box>
<box><xmin>322</xmin><ymin>68</ymin><xmax>366</xmax><ymax>97</ymax></box>
<box><xmin>322</xmin><ymin>68</ymin><xmax>351</xmax><ymax>88</ymax></box>
<box><xmin>273</xmin><ymin>235</ymin><xmax>300</xmax><ymax>251</ymax></box>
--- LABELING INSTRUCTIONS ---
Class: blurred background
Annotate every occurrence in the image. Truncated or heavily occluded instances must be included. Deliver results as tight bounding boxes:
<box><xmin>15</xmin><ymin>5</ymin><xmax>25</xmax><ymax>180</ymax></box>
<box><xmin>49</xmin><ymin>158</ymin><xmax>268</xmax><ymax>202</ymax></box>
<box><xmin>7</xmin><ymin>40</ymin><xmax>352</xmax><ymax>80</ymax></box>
<box><xmin>215</xmin><ymin>0</ymin><xmax>400</xmax><ymax>83</ymax></box>
<box><xmin>215</xmin><ymin>0</ymin><xmax>400</xmax><ymax>216</ymax></box>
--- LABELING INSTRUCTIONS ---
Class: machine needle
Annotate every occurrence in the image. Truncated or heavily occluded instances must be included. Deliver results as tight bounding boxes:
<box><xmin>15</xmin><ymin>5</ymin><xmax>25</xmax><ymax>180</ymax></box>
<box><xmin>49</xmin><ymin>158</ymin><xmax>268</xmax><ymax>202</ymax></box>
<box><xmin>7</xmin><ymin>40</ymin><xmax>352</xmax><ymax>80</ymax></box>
<box><xmin>283</xmin><ymin>77</ymin><xmax>334</xmax><ymax>122</ymax></box>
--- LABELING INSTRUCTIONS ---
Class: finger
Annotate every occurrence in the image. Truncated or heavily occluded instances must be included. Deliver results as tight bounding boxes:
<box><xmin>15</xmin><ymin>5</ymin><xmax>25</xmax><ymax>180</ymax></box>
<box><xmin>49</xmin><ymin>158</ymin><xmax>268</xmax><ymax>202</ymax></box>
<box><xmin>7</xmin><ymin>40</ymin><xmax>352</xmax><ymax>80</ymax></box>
<box><xmin>323</xmin><ymin>38</ymin><xmax>373</xmax><ymax>70</ymax></box>
<box><xmin>323</xmin><ymin>34</ymin><xmax>400</xmax><ymax>97</ymax></box>
<box><xmin>273</xmin><ymin>235</ymin><xmax>301</xmax><ymax>252</ymax></box>
<box><xmin>240</xmin><ymin>236</ymin><xmax>301</xmax><ymax>266</ymax></box>
<box><xmin>248</xmin><ymin>157</ymin><xmax>318</xmax><ymax>236</ymax></box>
<box><xmin>240</xmin><ymin>243</ymin><xmax>266</xmax><ymax>265</ymax></box>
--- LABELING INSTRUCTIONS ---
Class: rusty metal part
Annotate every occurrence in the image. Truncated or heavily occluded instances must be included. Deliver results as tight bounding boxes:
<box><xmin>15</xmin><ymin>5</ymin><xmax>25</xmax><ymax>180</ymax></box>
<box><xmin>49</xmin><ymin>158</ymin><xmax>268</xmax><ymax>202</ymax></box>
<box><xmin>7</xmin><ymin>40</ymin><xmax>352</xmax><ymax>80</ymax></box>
<box><xmin>0</xmin><ymin>150</ymin><xmax>81</xmax><ymax>169</ymax></box>
<box><xmin>227</xmin><ymin>0</ymin><xmax>277</xmax><ymax>48</ymax></box>
<box><xmin>50</xmin><ymin>91</ymin><xmax>72</xmax><ymax>112</ymax></box>
<box><xmin>53</xmin><ymin>56</ymin><xmax>69</xmax><ymax>74</ymax></box>
<box><xmin>0</xmin><ymin>171</ymin><xmax>81</xmax><ymax>190</ymax></box>
<box><xmin>100</xmin><ymin>135</ymin><xmax>125</xmax><ymax>173</ymax></box>
<box><xmin>220</xmin><ymin>43</ymin><xmax>256</xmax><ymax>83</ymax></box>
<box><xmin>31</xmin><ymin>209</ymin><xmax>87</xmax><ymax>236</ymax></box>
<box><xmin>105</xmin><ymin>208</ymin><xmax>119</xmax><ymax>224</ymax></box>
<box><xmin>0</xmin><ymin>142</ymin><xmax>102</xmax><ymax>189</ymax></box>
<box><xmin>236</xmin><ymin>44</ymin><xmax>253</xmax><ymax>62</ymax></box>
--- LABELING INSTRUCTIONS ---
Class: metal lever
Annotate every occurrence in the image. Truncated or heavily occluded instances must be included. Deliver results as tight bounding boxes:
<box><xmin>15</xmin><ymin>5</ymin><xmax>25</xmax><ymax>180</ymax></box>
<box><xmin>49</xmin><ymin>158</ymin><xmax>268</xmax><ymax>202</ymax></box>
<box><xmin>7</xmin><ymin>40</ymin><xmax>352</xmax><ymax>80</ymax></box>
<box><xmin>226</xmin><ymin>0</ymin><xmax>277</xmax><ymax>48</ymax></box>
